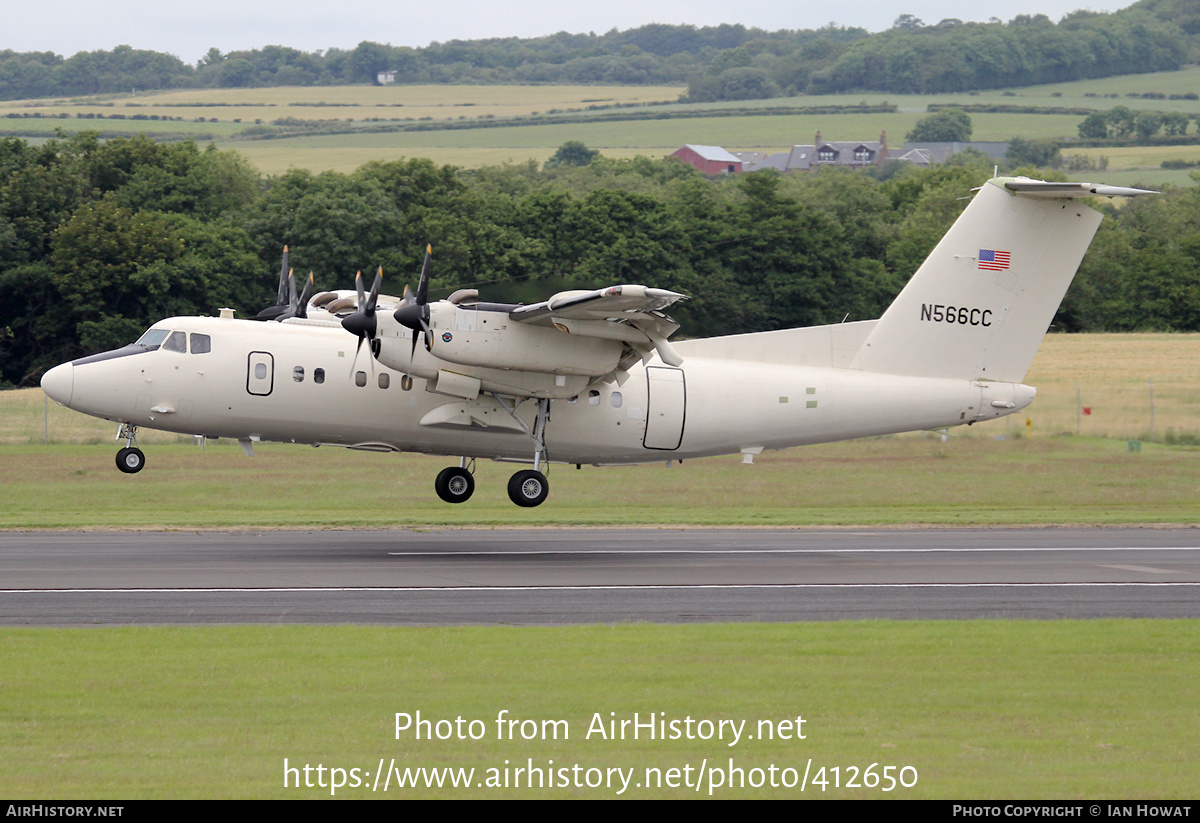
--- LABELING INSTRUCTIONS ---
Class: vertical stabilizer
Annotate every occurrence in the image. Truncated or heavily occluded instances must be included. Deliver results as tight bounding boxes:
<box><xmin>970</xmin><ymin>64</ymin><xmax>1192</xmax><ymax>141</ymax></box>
<box><xmin>852</xmin><ymin>178</ymin><xmax>1152</xmax><ymax>383</ymax></box>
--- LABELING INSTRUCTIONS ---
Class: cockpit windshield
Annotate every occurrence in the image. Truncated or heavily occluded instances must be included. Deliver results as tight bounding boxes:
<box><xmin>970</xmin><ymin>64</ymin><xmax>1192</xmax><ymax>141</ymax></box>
<box><xmin>135</xmin><ymin>328</ymin><xmax>170</xmax><ymax>349</ymax></box>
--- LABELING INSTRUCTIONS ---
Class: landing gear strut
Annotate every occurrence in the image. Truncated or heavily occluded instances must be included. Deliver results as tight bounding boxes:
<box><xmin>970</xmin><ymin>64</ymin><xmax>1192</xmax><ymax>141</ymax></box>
<box><xmin>434</xmin><ymin>458</ymin><xmax>475</xmax><ymax>504</ymax></box>
<box><xmin>431</xmin><ymin>398</ymin><xmax>554</xmax><ymax>507</ymax></box>
<box><xmin>496</xmin><ymin>396</ymin><xmax>551</xmax><ymax>508</ymax></box>
<box><xmin>115</xmin><ymin>423</ymin><xmax>145</xmax><ymax>474</ymax></box>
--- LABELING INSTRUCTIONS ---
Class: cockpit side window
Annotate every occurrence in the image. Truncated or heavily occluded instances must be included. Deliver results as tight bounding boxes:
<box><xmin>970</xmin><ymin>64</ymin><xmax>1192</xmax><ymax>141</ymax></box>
<box><xmin>162</xmin><ymin>331</ymin><xmax>187</xmax><ymax>353</ymax></box>
<box><xmin>190</xmin><ymin>333</ymin><xmax>211</xmax><ymax>354</ymax></box>
<box><xmin>135</xmin><ymin>329</ymin><xmax>170</xmax><ymax>349</ymax></box>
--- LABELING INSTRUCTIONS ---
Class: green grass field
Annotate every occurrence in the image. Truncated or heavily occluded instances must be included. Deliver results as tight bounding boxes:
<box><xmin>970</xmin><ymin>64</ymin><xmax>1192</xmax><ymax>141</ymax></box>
<box><xmin>3</xmin><ymin>621</ymin><xmax>1196</xmax><ymax>798</ymax></box>
<box><xmin>3</xmin><ymin>434</ymin><xmax>1199</xmax><ymax>529</ymax></box>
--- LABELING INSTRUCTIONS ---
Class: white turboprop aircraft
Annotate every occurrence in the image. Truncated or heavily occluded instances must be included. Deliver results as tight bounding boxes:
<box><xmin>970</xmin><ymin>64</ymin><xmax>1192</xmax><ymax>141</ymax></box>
<box><xmin>40</xmin><ymin>176</ymin><xmax>1151</xmax><ymax>507</ymax></box>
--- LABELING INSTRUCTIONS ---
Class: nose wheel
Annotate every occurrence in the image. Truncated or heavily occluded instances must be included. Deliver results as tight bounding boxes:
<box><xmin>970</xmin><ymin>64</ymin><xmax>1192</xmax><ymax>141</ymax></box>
<box><xmin>116</xmin><ymin>447</ymin><xmax>146</xmax><ymax>474</ymax></box>
<box><xmin>114</xmin><ymin>423</ymin><xmax>145</xmax><ymax>474</ymax></box>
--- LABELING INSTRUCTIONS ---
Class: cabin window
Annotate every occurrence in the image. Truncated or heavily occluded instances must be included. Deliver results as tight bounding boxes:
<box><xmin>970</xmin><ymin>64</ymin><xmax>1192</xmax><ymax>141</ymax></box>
<box><xmin>378</xmin><ymin>373</ymin><xmax>390</xmax><ymax>389</ymax></box>
<box><xmin>163</xmin><ymin>331</ymin><xmax>187</xmax><ymax>353</ymax></box>
<box><xmin>588</xmin><ymin>390</ymin><xmax>601</xmax><ymax>406</ymax></box>
<box><xmin>355</xmin><ymin>371</ymin><xmax>367</xmax><ymax>388</ymax></box>
<box><xmin>567</xmin><ymin>396</ymin><xmax>578</xmax><ymax>404</ymax></box>
<box><xmin>293</xmin><ymin>366</ymin><xmax>304</xmax><ymax>382</ymax></box>
<box><xmin>314</xmin><ymin>368</ymin><xmax>325</xmax><ymax>384</ymax></box>
<box><xmin>610</xmin><ymin>391</ymin><xmax>623</xmax><ymax>409</ymax></box>
<box><xmin>190</xmin><ymin>333</ymin><xmax>211</xmax><ymax>354</ymax></box>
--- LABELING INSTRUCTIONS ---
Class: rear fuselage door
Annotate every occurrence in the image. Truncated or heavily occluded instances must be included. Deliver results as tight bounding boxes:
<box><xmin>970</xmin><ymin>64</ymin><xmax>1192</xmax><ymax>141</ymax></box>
<box><xmin>247</xmin><ymin>351</ymin><xmax>274</xmax><ymax>396</ymax></box>
<box><xmin>643</xmin><ymin>365</ymin><xmax>686</xmax><ymax>450</ymax></box>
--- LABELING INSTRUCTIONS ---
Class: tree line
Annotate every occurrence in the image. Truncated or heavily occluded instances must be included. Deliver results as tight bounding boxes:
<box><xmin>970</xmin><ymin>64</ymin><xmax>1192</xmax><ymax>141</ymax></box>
<box><xmin>2</xmin><ymin>132</ymin><xmax>1196</xmax><ymax>387</ymax></box>
<box><xmin>0</xmin><ymin>0</ymin><xmax>1194</xmax><ymax>102</ymax></box>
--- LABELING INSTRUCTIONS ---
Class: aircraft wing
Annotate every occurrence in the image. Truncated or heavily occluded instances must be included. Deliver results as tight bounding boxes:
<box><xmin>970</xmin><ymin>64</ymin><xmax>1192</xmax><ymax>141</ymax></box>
<box><xmin>509</xmin><ymin>284</ymin><xmax>686</xmax><ymax>323</ymax></box>
<box><xmin>509</xmin><ymin>285</ymin><xmax>688</xmax><ymax>367</ymax></box>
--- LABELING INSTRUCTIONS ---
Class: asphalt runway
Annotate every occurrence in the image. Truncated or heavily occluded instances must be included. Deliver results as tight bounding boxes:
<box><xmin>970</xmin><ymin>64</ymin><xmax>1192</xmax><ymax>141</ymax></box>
<box><xmin>2</xmin><ymin>528</ymin><xmax>1199</xmax><ymax>625</ymax></box>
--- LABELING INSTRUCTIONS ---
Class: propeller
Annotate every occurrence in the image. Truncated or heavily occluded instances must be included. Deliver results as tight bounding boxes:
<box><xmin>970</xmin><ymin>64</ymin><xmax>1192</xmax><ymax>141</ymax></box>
<box><xmin>253</xmin><ymin>245</ymin><xmax>294</xmax><ymax>321</ymax></box>
<box><xmin>394</xmin><ymin>245</ymin><xmax>434</xmax><ymax>357</ymax></box>
<box><xmin>341</xmin><ymin>267</ymin><xmax>383</xmax><ymax>378</ymax></box>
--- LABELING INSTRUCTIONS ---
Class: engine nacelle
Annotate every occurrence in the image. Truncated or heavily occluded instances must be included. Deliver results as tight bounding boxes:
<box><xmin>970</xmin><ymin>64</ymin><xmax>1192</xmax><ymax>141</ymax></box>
<box><xmin>421</xmin><ymin>302</ymin><xmax>623</xmax><ymax>376</ymax></box>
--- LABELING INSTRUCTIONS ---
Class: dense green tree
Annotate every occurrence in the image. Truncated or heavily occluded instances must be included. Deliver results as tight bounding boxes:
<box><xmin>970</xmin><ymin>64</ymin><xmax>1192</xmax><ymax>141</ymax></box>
<box><xmin>1006</xmin><ymin>137</ymin><xmax>1062</xmax><ymax>169</ymax></box>
<box><xmin>545</xmin><ymin>141</ymin><xmax>599</xmax><ymax>168</ymax></box>
<box><xmin>1161</xmin><ymin>111</ymin><xmax>1190</xmax><ymax>135</ymax></box>
<box><xmin>1107</xmin><ymin>105</ymin><xmax>1138</xmax><ymax>137</ymax></box>
<box><xmin>1078</xmin><ymin>112</ymin><xmax>1110</xmax><ymax>139</ymax></box>
<box><xmin>906</xmin><ymin>109</ymin><xmax>973</xmax><ymax>142</ymax></box>
<box><xmin>1134</xmin><ymin>110</ymin><xmax>1165</xmax><ymax>139</ymax></box>
<box><xmin>217</xmin><ymin>58</ymin><xmax>255</xmax><ymax>88</ymax></box>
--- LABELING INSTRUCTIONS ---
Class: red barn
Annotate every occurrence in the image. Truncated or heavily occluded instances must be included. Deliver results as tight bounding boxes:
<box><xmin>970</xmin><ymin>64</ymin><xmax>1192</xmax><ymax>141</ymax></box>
<box><xmin>670</xmin><ymin>144</ymin><xmax>743</xmax><ymax>175</ymax></box>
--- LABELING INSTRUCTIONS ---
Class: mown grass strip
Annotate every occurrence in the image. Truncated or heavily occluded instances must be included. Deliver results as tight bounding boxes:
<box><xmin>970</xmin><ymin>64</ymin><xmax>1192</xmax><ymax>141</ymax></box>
<box><xmin>1</xmin><ymin>621</ymin><xmax>1195</xmax><ymax>798</ymax></box>
<box><xmin>2</xmin><ymin>435</ymin><xmax>1199</xmax><ymax>529</ymax></box>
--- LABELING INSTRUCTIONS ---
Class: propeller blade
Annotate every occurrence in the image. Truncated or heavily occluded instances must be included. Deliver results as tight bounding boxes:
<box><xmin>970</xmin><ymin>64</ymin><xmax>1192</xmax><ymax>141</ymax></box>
<box><xmin>350</xmin><ymin>335</ymin><xmax>365</xmax><ymax>382</ymax></box>
<box><xmin>287</xmin><ymin>268</ymin><xmax>297</xmax><ymax>308</ymax></box>
<box><xmin>366</xmin><ymin>266</ymin><xmax>382</xmax><ymax>315</ymax></box>
<box><xmin>295</xmin><ymin>273</ymin><xmax>314</xmax><ymax>319</ymax></box>
<box><xmin>416</xmin><ymin>244</ymin><xmax>431</xmax><ymax>306</ymax></box>
<box><xmin>275</xmin><ymin>245</ymin><xmax>289</xmax><ymax>307</ymax></box>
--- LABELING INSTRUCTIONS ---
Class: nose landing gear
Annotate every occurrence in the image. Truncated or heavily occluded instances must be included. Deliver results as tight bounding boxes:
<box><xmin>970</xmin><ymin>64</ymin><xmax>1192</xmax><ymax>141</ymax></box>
<box><xmin>115</xmin><ymin>423</ymin><xmax>146</xmax><ymax>474</ymax></box>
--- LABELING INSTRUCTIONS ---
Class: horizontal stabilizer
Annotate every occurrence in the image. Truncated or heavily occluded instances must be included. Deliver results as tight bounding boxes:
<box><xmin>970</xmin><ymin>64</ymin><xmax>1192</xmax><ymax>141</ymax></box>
<box><xmin>1001</xmin><ymin>179</ymin><xmax>1157</xmax><ymax>199</ymax></box>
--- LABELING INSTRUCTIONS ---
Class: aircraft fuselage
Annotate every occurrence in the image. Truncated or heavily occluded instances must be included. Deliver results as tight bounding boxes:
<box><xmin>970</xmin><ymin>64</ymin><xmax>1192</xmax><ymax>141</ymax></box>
<box><xmin>41</xmin><ymin>314</ymin><xmax>1034</xmax><ymax>466</ymax></box>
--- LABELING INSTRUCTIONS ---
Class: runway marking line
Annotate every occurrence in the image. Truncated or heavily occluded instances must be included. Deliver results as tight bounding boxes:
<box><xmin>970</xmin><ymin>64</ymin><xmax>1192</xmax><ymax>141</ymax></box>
<box><xmin>383</xmin><ymin>547</ymin><xmax>1200</xmax><ymax>555</ymax></box>
<box><xmin>1098</xmin><ymin>563</ymin><xmax>1181</xmax><ymax>574</ymax></box>
<box><xmin>4</xmin><ymin>582</ymin><xmax>1200</xmax><ymax>594</ymax></box>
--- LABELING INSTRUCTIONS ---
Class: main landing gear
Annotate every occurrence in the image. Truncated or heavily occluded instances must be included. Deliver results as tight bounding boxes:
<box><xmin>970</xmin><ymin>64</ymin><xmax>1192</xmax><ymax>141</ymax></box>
<box><xmin>115</xmin><ymin>423</ymin><xmax>145</xmax><ymax>474</ymax></box>
<box><xmin>431</xmin><ymin>396</ymin><xmax>552</xmax><ymax>507</ymax></box>
<box><xmin>507</xmin><ymin>469</ymin><xmax>549</xmax><ymax>508</ymax></box>
<box><xmin>435</xmin><ymin>460</ymin><xmax>476</xmax><ymax>504</ymax></box>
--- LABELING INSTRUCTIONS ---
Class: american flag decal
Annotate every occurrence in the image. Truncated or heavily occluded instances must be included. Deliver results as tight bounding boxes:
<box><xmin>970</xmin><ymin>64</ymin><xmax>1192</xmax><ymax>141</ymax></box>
<box><xmin>978</xmin><ymin>249</ymin><xmax>1011</xmax><ymax>271</ymax></box>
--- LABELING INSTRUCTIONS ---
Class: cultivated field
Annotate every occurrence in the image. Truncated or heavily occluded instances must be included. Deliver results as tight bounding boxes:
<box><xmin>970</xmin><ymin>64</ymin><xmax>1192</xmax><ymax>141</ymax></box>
<box><xmin>2</xmin><ymin>68</ymin><xmax>1197</xmax><ymax>182</ymax></box>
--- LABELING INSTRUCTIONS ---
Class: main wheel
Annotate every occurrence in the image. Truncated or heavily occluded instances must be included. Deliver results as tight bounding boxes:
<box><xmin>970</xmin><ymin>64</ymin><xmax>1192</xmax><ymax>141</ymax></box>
<box><xmin>116</xmin><ymin>446</ymin><xmax>146</xmax><ymax>474</ymax></box>
<box><xmin>507</xmin><ymin>469</ymin><xmax>549</xmax><ymax>508</ymax></box>
<box><xmin>434</xmin><ymin>466</ymin><xmax>475</xmax><ymax>504</ymax></box>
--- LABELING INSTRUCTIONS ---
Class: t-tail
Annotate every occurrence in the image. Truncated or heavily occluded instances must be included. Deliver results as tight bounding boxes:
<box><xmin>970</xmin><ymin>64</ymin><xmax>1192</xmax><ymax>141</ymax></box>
<box><xmin>852</xmin><ymin>177</ymin><xmax>1154</xmax><ymax>383</ymax></box>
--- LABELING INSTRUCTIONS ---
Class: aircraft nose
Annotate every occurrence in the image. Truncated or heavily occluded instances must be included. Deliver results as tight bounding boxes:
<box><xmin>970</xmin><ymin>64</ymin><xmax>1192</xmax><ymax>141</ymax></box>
<box><xmin>41</xmin><ymin>363</ymin><xmax>73</xmax><ymax>407</ymax></box>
